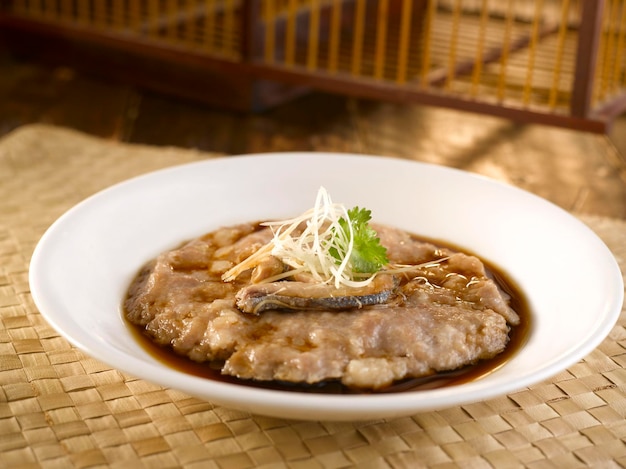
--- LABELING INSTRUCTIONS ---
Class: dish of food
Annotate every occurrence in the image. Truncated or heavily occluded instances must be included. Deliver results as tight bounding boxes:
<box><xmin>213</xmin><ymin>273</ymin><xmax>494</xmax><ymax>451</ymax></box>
<box><xmin>124</xmin><ymin>187</ymin><xmax>525</xmax><ymax>392</ymax></box>
<box><xmin>29</xmin><ymin>153</ymin><xmax>623</xmax><ymax>421</ymax></box>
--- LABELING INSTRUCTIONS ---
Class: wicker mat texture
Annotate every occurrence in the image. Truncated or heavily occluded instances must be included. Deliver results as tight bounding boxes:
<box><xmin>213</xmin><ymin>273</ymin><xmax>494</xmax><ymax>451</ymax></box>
<box><xmin>1</xmin><ymin>124</ymin><xmax>625</xmax><ymax>468</ymax></box>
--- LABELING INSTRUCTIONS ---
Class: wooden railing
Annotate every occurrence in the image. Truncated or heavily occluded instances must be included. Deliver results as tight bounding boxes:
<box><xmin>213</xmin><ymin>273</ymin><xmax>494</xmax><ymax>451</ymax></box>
<box><xmin>1</xmin><ymin>0</ymin><xmax>625</xmax><ymax>132</ymax></box>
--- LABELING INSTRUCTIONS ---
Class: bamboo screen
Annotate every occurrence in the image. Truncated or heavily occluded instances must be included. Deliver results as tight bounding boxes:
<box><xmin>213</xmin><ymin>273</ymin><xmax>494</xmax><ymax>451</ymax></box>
<box><xmin>257</xmin><ymin>0</ymin><xmax>625</xmax><ymax>115</ymax></box>
<box><xmin>4</xmin><ymin>0</ymin><xmax>626</xmax><ymax>123</ymax></box>
<box><xmin>4</xmin><ymin>0</ymin><xmax>244</xmax><ymax>60</ymax></box>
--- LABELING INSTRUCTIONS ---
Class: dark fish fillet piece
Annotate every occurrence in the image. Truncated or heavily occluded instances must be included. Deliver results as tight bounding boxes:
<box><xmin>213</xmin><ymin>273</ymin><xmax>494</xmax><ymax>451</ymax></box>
<box><xmin>236</xmin><ymin>275</ymin><xmax>398</xmax><ymax>314</ymax></box>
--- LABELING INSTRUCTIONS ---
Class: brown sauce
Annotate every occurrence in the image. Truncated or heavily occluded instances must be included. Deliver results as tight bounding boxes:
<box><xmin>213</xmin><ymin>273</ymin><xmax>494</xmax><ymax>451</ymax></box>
<box><xmin>124</xmin><ymin>235</ymin><xmax>531</xmax><ymax>394</ymax></box>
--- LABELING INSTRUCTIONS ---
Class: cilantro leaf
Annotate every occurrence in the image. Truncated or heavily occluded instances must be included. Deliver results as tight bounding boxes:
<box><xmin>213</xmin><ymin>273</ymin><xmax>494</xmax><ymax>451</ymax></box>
<box><xmin>329</xmin><ymin>207</ymin><xmax>389</xmax><ymax>274</ymax></box>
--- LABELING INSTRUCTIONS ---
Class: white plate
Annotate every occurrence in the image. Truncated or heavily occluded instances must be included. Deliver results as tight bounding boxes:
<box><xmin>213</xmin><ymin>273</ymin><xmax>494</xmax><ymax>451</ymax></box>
<box><xmin>29</xmin><ymin>153</ymin><xmax>623</xmax><ymax>421</ymax></box>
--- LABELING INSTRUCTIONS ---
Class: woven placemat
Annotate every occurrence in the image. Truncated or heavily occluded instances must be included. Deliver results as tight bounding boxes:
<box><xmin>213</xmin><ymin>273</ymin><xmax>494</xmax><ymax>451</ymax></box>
<box><xmin>1</xmin><ymin>124</ymin><xmax>625</xmax><ymax>468</ymax></box>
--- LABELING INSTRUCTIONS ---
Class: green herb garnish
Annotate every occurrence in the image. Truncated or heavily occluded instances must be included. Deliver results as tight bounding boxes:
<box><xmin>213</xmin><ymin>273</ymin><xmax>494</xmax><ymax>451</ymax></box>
<box><xmin>329</xmin><ymin>207</ymin><xmax>388</xmax><ymax>274</ymax></box>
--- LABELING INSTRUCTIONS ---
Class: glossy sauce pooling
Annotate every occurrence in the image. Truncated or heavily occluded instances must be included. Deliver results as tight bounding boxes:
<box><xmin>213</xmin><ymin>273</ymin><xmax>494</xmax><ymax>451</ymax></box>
<box><xmin>124</xmin><ymin>233</ymin><xmax>530</xmax><ymax>395</ymax></box>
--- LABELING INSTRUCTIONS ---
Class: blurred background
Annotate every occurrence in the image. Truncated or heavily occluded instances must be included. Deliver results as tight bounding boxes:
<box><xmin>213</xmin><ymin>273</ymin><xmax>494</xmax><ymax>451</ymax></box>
<box><xmin>1</xmin><ymin>0</ymin><xmax>625</xmax><ymax>217</ymax></box>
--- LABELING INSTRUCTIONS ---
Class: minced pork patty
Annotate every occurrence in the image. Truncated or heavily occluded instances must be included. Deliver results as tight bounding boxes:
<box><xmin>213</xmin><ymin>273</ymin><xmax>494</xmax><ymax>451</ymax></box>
<box><xmin>124</xmin><ymin>222</ymin><xmax>520</xmax><ymax>390</ymax></box>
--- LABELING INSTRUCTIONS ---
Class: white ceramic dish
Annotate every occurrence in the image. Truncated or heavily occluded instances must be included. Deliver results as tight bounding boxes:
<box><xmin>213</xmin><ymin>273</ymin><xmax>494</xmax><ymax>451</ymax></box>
<box><xmin>29</xmin><ymin>153</ymin><xmax>623</xmax><ymax>421</ymax></box>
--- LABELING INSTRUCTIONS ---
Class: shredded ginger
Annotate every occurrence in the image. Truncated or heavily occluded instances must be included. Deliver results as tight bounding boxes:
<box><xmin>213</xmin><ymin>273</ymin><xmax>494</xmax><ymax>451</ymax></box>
<box><xmin>221</xmin><ymin>187</ymin><xmax>383</xmax><ymax>288</ymax></box>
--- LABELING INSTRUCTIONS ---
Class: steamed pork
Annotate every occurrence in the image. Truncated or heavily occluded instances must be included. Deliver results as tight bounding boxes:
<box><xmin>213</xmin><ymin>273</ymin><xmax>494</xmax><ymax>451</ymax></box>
<box><xmin>124</xmin><ymin>210</ymin><xmax>520</xmax><ymax>389</ymax></box>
